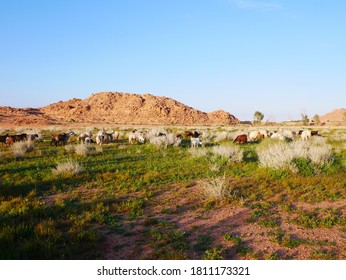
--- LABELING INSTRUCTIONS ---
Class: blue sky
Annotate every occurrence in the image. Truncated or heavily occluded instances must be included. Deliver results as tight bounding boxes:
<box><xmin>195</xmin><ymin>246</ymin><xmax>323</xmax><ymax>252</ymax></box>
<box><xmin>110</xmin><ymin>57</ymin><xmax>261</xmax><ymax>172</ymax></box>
<box><xmin>0</xmin><ymin>0</ymin><xmax>345</xmax><ymax>121</ymax></box>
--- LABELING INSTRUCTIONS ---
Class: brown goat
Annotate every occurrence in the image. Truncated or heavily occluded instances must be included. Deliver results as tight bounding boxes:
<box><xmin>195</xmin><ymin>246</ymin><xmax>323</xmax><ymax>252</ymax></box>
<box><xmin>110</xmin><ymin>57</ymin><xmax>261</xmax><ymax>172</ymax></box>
<box><xmin>233</xmin><ymin>134</ymin><xmax>248</xmax><ymax>144</ymax></box>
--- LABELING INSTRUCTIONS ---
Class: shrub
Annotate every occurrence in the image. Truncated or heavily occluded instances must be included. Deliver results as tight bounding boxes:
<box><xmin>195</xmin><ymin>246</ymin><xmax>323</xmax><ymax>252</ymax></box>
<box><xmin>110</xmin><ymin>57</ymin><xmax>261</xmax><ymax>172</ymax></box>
<box><xmin>188</xmin><ymin>147</ymin><xmax>209</xmax><ymax>158</ymax></box>
<box><xmin>65</xmin><ymin>145</ymin><xmax>74</xmax><ymax>153</ymax></box>
<box><xmin>52</xmin><ymin>159</ymin><xmax>84</xmax><ymax>176</ymax></box>
<box><xmin>75</xmin><ymin>144</ymin><xmax>93</xmax><ymax>156</ymax></box>
<box><xmin>211</xmin><ymin>144</ymin><xmax>243</xmax><ymax>163</ymax></box>
<box><xmin>200</xmin><ymin>175</ymin><xmax>228</xmax><ymax>201</ymax></box>
<box><xmin>11</xmin><ymin>140</ymin><xmax>34</xmax><ymax>158</ymax></box>
<box><xmin>214</xmin><ymin>131</ymin><xmax>232</xmax><ymax>143</ymax></box>
<box><xmin>149</xmin><ymin>133</ymin><xmax>182</xmax><ymax>148</ymax></box>
<box><xmin>257</xmin><ymin>139</ymin><xmax>334</xmax><ymax>173</ymax></box>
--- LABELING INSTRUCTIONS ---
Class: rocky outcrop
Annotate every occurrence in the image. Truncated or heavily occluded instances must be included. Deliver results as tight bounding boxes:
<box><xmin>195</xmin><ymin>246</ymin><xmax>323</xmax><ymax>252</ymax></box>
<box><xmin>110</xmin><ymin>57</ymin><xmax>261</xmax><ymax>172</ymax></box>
<box><xmin>320</xmin><ymin>108</ymin><xmax>346</xmax><ymax>123</ymax></box>
<box><xmin>40</xmin><ymin>92</ymin><xmax>240</xmax><ymax>125</ymax></box>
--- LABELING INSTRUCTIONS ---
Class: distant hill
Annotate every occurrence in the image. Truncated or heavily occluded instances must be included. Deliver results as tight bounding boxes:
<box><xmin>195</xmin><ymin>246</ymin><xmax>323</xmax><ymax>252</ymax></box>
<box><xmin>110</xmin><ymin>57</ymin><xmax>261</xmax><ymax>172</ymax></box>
<box><xmin>0</xmin><ymin>92</ymin><xmax>240</xmax><ymax>126</ymax></box>
<box><xmin>320</xmin><ymin>108</ymin><xmax>346</xmax><ymax>123</ymax></box>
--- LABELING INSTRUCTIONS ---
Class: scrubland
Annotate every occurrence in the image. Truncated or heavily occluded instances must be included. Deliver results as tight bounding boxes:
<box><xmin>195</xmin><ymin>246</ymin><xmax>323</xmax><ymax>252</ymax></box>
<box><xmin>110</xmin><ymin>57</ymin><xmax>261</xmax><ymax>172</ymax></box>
<box><xmin>0</xmin><ymin>126</ymin><xmax>345</xmax><ymax>260</ymax></box>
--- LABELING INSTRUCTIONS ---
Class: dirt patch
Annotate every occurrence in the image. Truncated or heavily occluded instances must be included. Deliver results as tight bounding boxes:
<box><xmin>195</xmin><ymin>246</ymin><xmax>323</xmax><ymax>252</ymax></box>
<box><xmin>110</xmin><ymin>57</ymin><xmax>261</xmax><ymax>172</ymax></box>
<box><xmin>97</xmin><ymin>182</ymin><xmax>346</xmax><ymax>259</ymax></box>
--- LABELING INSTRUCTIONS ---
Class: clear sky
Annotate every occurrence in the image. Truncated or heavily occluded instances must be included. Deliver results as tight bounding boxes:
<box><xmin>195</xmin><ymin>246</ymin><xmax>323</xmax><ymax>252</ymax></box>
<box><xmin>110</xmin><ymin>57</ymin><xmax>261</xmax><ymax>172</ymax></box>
<box><xmin>0</xmin><ymin>0</ymin><xmax>345</xmax><ymax>121</ymax></box>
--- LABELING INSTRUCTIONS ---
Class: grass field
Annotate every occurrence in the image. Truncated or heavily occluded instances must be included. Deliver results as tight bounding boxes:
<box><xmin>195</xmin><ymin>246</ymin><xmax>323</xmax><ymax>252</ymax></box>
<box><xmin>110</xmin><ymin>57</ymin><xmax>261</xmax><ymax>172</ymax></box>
<box><xmin>0</xmin><ymin>126</ymin><xmax>345</xmax><ymax>260</ymax></box>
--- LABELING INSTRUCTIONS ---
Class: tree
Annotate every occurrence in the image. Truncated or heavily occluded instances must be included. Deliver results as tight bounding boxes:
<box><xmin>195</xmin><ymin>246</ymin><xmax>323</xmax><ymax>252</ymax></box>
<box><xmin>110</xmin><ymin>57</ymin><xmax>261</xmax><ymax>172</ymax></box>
<box><xmin>301</xmin><ymin>113</ymin><xmax>309</xmax><ymax>126</ymax></box>
<box><xmin>312</xmin><ymin>114</ymin><xmax>320</xmax><ymax>125</ymax></box>
<box><xmin>253</xmin><ymin>111</ymin><xmax>264</xmax><ymax>124</ymax></box>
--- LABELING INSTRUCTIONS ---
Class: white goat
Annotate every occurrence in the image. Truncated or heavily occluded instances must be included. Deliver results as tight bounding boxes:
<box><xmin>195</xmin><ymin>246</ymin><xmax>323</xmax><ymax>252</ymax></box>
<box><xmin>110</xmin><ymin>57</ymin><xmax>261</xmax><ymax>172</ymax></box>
<box><xmin>191</xmin><ymin>137</ymin><xmax>202</xmax><ymax>148</ymax></box>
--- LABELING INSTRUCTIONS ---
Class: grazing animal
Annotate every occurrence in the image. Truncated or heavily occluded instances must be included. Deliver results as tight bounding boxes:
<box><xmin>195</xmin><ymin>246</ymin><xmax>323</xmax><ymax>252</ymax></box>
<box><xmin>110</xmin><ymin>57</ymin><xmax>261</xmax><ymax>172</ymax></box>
<box><xmin>104</xmin><ymin>131</ymin><xmax>120</xmax><ymax>142</ymax></box>
<box><xmin>270</xmin><ymin>132</ymin><xmax>285</xmax><ymax>140</ymax></box>
<box><xmin>248</xmin><ymin>131</ymin><xmax>262</xmax><ymax>142</ymax></box>
<box><xmin>79</xmin><ymin>132</ymin><xmax>93</xmax><ymax>144</ymax></box>
<box><xmin>281</xmin><ymin>130</ymin><xmax>294</xmax><ymax>141</ymax></box>
<box><xmin>12</xmin><ymin>133</ymin><xmax>28</xmax><ymax>142</ymax></box>
<box><xmin>301</xmin><ymin>130</ymin><xmax>312</xmax><ymax>140</ymax></box>
<box><xmin>128</xmin><ymin>131</ymin><xmax>145</xmax><ymax>144</ymax></box>
<box><xmin>192</xmin><ymin>131</ymin><xmax>200</xmax><ymax>138</ymax></box>
<box><xmin>51</xmin><ymin>131</ymin><xmax>75</xmax><ymax>146</ymax></box>
<box><xmin>233</xmin><ymin>134</ymin><xmax>247</xmax><ymax>144</ymax></box>
<box><xmin>0</xmin><ymin>134</ymin><xmax>9</xmax><ymax>145</ymax></box>
<box><xmin>6</xmin><ymin>137</ymin><xmax>14</xmax><ymax>146</ymax></box>
<box><xmin>191</xmin><ymin>137</ymin><xmax>202</xmax><ymax>148</ymax></box>
<box><xmin>311</xmin><ymin>130</ymin><xmax>319</xmax><ymax>136</ymax></box>
<box><xmin>84</xmin><ymin>137</ymin><xmax>94</xmax><ymax>144</ymax></box>
<box><xmin>96</xmin><ymin>129</ymin><xmax>105</xmax><ymax>145</ymax></box>
<box><xmin>184</xmin><ymin>131</ymin><xmax>193</xmax><ymax>138</ymax></box>
<box><xmin>258</xmin><ymin>129</ymin><xmax>269</xmax><ymax>138</ymax></box>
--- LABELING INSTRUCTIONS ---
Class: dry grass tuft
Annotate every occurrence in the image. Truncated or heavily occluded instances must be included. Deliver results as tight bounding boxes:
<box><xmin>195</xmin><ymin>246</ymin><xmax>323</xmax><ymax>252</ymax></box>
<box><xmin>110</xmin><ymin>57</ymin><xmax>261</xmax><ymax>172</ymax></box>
<box><xmin>200</xmin><ymin>175</ymin><xmax>229</xmax><ymax>201</ymax></box>
<box><xmin>52</xmin><ymin>158</ymin><xmax>84</xmax><ymax>176</ymax></box>
<box><xmin>211</xmin><ymin>144</ymin><xmax>243</xmax><ymax>163</ymax></box>
<box><xmin>11</xmin><ymin>140</ymin><xmax>34</xmax><ymax>158</ymax></box>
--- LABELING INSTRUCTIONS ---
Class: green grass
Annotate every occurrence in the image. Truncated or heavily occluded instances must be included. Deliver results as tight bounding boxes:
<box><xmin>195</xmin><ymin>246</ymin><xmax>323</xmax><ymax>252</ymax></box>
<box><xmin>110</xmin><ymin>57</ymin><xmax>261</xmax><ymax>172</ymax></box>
<box><xmin>0</xmin><ymin>127</ymin><xmax>345</xmax><ymax>259</ymax></box>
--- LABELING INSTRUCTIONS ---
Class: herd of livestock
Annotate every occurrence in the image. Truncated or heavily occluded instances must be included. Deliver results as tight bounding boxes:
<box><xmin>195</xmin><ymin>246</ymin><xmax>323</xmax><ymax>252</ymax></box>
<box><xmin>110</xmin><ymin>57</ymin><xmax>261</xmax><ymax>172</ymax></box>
<box><xmin>0</xmin><ymin>127</ymin><xmax>320</xmax><ymax>148</ymax></box>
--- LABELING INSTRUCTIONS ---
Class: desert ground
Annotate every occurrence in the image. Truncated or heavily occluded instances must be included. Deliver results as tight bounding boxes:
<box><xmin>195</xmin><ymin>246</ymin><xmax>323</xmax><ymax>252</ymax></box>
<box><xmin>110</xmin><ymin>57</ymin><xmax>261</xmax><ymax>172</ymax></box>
<box><xmin>0</xmin><ymin>124</ymin><xmax>345</xmax><ymax>260</ymax></box>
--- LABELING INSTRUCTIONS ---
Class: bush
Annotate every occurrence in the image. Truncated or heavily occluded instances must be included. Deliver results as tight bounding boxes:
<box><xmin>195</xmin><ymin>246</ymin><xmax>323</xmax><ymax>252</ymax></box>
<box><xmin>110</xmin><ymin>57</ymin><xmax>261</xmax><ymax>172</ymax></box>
<box><xmin>200</xmin><ymin>175</ymin><xmax>228</xmax><ymax>201</ymax></box>
<box><xmin>75</xmin><ymin>144</ymin><xmax>93</xmax><ymax>156</ymax></box>
<box><xmin>211</xmin><ymin>144</ymin><xmax>243</xmax><ymax>163</ymax></box>
<box><xmin>52</xmin><ymin>159</ymin><xmax>84</xmax><ymax>176</ymax></box>
<box><xmin>11</xmin><ymin>140</ymin><xmax>34</xmax><ymax>158</ymax></box>
<box><xmin>149</xmin><ymin>133</ymin><xmax>182</xmax><ymax>148</ymax></box>
<box><xmin>257</xmin><ymin>139</ymin><xmax>334</xmax><ymax>173</ymax></box>
<box><xmin>188</xmin><ymin>147</ymin><xmax>209</xmax><ymax>158</ymax></box>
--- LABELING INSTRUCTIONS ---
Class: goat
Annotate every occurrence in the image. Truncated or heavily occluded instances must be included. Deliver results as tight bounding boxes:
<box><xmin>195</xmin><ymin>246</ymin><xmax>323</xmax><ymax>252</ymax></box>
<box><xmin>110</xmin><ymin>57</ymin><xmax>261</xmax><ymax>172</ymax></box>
<box><xmin>191</xmin><ymin>137</ymin><xmax>202</xmax><ymax>148</ymax></box>
<box><xmin>0</xmin><ymin>134</ymin><xmax>9</xmax><ymax>145</ymax></box>
<box><xmin>51</xmin><ymin>131</ymin><xmax>75</xmax><ymax>146</ymax></box>
<box><xmin>12</xmin><ymin>133</ymin><xmax>28</xmax><ymax>142</ymax></box>
<box><xmin>6</xmin><ymin>136</ymin><xmax>14</xmax><ymax>146</ymax></box>
<box><xmin>233</xmin><ymin>134</ymin><xmax>247</xmax><ymax>144</ymax></box>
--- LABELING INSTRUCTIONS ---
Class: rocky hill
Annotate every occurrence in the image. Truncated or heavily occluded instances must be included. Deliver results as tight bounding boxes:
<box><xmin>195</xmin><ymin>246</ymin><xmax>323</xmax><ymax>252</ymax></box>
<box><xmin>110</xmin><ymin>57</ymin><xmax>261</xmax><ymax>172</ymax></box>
<box><xmin>0</xmin><ymin>92</ymin><xmax>240</xmax><ymax>126</ymax></box>
<box><xmin>320</xmin><ymin>108</ymin><xmax>346</xmax><ymax>123</ymax></box>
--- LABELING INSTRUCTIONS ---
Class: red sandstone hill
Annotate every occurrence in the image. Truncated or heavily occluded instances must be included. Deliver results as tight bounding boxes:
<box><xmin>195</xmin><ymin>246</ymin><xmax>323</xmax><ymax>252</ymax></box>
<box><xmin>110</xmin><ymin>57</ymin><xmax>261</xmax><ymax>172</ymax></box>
<box><xmin>0</xmin><ymin>92</ymin><xmax>240</xmax><ymax>126</ymax></box>
<box><xmin>320</xmin><ymin>108</ymin><xmax>346</xmax><ymax>123</ymax></box>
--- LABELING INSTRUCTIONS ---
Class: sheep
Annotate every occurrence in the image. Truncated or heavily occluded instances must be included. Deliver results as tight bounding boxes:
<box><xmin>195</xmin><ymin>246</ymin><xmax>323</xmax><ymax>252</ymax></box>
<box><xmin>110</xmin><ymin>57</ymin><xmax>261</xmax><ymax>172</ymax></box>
<box><xmin>301</xmin><ymin>130</ymin><xmax>312</xmax><ymax>140</ymax></box>
<box><xmin>281</xmin><ymin>130</ymin><xmax>294</xmax><ymax>141</ymax></box>
<box><xmin>248</xmin><ymin>131</ymin><xmax>262</xmax><ymax>142</ymax></box>
<box><xmin>79</xmin><ymin>131</ymin><xmax>93</xmax><ymax>144</ymax></box>
<box><xmin>96</xmin><ymin>129</ymin><xmax>105</xmax><ymax>145</ymax></box>
<box><xmin>104</xmin><ymin>130</ymin><xmax>120</xmax><ymax>142</ymax></box>
<box><xmin>128</xmin><ymin>131</ymin><xmax>145</xmax><ymax>144</ymax></box>
<box><xmin>258</xmin><ymin>129</ymin><xmax>269</xmax><ymax>138</ymax></box>
<box><xmin>270</xmin><ymin>132</ymin><xmax>285</xmax><ymax>140</ymax></box>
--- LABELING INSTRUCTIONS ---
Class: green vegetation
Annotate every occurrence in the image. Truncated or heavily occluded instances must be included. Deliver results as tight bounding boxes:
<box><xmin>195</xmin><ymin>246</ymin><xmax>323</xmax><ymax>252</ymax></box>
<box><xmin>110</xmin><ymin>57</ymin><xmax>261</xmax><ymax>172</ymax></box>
<box><xmin>0</xmin><ymin>126</ymin><xmax>345</xmax><ymax>259</ymax></box>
